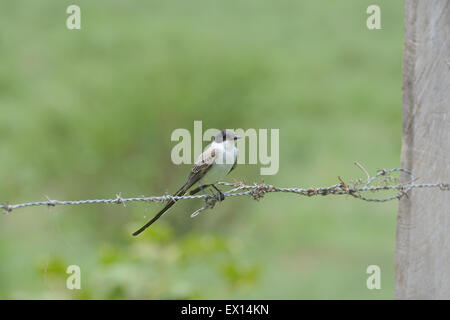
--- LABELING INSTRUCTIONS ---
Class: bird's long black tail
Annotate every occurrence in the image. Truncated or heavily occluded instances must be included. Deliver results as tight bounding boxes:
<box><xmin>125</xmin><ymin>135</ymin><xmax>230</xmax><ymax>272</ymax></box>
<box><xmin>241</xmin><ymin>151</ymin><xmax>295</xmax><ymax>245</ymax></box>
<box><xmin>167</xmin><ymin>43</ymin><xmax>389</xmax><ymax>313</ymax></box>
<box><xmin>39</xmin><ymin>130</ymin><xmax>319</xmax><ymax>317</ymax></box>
<box><xmin>132</xmin><ymin>183</ymin><xmax>189</xmax><ymax>236</ymax></box>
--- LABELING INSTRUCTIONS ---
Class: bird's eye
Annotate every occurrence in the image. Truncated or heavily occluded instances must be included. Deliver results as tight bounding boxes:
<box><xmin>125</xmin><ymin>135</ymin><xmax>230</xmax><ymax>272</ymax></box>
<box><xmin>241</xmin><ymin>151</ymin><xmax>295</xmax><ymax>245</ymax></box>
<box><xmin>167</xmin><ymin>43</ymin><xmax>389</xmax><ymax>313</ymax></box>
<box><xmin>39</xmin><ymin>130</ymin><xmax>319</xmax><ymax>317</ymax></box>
<box><xmin>234</xmin><ymin>136</ymin><xmax>238</xmax><ymax>140</ymax></box>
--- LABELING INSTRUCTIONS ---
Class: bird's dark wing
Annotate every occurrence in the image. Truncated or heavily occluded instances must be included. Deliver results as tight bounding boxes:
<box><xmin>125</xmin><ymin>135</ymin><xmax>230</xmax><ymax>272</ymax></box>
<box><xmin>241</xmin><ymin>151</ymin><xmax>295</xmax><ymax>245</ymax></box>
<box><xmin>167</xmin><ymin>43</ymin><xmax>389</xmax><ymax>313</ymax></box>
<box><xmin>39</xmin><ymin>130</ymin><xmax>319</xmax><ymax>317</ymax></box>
<box><xmin>132</xmin><ymin>146</ymin><xmax>217</xmax><ymax>236</ymax></box>
<box><xmin>188</xmin><ymin>146</ymin><xmax>217</xmax><ymax>183</ymax></box>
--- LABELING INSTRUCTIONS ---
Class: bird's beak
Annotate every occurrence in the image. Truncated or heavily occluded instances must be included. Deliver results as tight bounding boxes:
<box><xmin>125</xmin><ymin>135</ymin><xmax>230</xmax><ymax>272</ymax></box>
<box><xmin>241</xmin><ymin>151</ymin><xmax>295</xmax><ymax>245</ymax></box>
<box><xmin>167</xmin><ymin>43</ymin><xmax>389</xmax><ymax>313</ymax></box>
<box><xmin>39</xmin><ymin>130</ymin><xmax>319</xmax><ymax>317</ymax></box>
<box><xmin>235</xmin><ymin>136</ymin><xmax>242</xmax><ymax>140</ymax></box>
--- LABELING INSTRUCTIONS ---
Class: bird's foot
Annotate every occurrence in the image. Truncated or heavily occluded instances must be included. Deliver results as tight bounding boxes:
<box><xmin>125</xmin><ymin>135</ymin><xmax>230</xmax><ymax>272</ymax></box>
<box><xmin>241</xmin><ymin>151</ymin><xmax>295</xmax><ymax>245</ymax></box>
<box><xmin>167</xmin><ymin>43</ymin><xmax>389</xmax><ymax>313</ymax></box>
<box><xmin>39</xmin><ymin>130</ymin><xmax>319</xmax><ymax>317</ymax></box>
<box><xmin>203</xmin><ymin>193</ymin><xmax>217</xmax><ymax>209</ymax></box>
<box><xmin>211</xmin><ymin>184</ymin><xmax>225</xmax><ymax>202</ymax></box>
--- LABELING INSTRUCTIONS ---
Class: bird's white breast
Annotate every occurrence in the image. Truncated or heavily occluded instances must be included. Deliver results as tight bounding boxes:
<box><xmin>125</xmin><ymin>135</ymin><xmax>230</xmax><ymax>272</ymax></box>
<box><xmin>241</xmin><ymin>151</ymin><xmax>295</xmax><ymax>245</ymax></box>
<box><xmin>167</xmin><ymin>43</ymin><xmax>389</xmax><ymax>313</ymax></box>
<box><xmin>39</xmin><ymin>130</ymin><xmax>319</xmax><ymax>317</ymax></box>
<box><xmin>201</xmin><ymin>141</ymin><xmax>237</xmax><ymax>185</ymax></box>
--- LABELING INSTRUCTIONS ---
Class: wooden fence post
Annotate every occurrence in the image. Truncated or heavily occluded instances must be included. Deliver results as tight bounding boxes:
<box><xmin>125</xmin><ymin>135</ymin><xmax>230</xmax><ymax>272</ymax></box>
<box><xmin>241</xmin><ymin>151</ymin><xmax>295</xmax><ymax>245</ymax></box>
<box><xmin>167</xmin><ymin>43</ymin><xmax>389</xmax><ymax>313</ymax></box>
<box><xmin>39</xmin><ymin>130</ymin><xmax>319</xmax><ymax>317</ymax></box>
<box><xmin>396</xmin><ymin>0</ymin><xmax>450</xmax><ymax>299</ymax></box>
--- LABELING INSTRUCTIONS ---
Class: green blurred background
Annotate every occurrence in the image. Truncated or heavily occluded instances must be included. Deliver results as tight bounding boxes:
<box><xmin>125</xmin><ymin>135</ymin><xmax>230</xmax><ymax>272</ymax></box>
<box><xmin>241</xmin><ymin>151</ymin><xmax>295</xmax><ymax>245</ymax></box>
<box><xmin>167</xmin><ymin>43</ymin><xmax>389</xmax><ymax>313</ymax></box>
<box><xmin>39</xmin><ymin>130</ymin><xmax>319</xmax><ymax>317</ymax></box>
<box><xmin>0</xmin><ymin>0</ymin><xmax>403</xmax><ymax>299</ymax></box>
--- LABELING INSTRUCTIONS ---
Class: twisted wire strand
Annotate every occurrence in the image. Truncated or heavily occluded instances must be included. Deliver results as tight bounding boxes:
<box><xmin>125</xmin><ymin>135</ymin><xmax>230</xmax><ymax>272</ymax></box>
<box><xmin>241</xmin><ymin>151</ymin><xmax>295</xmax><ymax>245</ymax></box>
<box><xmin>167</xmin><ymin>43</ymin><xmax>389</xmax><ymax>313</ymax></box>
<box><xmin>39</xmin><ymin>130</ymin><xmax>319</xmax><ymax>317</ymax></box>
<box><xmin>1</xmin><ymin>168</ymin><xmax>449</xmax><ymax>216</ymax></box>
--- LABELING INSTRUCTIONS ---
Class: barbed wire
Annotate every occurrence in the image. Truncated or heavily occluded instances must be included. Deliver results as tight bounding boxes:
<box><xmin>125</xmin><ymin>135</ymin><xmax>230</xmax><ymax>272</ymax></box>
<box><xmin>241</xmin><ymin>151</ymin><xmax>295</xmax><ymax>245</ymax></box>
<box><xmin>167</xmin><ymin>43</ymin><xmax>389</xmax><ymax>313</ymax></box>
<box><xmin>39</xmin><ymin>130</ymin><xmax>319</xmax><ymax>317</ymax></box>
<box><xmin>1</xmin><ymin>165</ymin><xmax>449</xmax><ymax>218</ymax></box>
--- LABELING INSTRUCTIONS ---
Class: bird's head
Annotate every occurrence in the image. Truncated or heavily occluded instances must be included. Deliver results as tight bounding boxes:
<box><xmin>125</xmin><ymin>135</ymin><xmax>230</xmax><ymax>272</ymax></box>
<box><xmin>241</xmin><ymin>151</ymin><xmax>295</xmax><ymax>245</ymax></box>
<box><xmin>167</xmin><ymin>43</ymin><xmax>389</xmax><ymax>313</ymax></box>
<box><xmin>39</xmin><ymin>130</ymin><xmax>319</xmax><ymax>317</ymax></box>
<box><xmin>213</xmin><ymin>129</ymin><xmax>241</xmax><ymax>143</ymax></box>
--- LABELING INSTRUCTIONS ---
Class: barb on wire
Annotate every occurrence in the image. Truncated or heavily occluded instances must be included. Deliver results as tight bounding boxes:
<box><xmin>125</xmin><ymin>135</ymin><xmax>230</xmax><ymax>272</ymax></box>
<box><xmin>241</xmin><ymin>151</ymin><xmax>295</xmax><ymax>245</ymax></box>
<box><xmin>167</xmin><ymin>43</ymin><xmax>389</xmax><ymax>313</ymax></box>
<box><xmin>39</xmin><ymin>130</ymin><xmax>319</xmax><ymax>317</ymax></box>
<box><xmin>1</xmin><ymin>167</ymin><xmax>449</xmax><ymax>217</ymax></box>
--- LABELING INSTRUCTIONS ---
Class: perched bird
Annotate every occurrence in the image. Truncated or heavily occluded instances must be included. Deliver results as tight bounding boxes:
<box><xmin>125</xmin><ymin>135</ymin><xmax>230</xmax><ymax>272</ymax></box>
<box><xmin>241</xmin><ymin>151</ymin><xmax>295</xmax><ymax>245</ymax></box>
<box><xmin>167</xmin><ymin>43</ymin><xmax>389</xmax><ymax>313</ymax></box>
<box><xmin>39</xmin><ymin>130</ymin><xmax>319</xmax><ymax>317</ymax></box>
<box><xmin>133</xmin><ymin>129</ymin><xmax>240</xmax><ymax>236</ymax></box>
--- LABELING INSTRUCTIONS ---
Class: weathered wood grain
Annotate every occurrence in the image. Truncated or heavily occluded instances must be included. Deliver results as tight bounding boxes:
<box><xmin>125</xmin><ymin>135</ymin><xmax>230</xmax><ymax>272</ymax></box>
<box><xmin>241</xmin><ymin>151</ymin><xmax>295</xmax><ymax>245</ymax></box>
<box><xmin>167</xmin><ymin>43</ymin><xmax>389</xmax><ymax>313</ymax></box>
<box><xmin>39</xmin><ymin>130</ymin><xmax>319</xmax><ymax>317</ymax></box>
<box><xmin>396</xmin><ymin>0</ymin><xmax>450</xmax><ymax>299</ymax></box>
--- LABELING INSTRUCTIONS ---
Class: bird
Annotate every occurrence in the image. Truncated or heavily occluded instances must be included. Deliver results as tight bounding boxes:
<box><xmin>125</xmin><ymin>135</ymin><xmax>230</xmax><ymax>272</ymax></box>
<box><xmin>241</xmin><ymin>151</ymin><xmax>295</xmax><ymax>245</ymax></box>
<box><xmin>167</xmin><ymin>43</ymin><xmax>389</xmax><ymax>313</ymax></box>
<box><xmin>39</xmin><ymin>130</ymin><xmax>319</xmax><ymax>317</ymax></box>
<box><xmin>132</xmin><ymin>129</ymin><xmax>240</xmax><ymax>236</ymax></box>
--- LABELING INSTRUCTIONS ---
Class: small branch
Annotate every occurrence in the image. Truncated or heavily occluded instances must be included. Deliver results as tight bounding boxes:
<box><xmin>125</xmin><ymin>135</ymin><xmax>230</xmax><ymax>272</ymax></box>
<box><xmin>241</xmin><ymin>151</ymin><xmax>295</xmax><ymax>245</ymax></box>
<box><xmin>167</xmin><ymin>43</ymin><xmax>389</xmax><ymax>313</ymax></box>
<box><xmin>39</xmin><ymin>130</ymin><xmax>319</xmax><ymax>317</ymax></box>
<box><xmin>354</xmin><ymin>161</ymin><xmax>371</xmax><ymax>184</ymax></box>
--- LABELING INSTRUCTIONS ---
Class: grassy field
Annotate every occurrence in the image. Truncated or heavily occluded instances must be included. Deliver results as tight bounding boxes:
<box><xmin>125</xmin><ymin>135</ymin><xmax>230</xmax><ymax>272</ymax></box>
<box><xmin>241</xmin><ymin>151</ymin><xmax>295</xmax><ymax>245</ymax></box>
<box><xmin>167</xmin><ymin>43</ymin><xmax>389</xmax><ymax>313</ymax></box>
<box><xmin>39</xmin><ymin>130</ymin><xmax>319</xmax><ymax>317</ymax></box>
<box><xmin>0</xmin><ymin>0</ymin><xmax>403</xmax><ymax>299</ymax></box>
